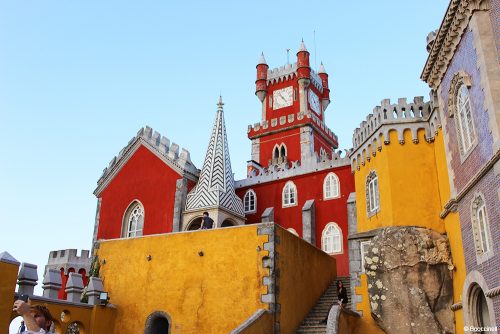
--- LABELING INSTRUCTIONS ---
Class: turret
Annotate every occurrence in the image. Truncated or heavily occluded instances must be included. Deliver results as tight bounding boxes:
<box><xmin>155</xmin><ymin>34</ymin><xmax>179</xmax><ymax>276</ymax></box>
<box><xmin>296</xmin><ymin>40</ymin><xmax>311</xmax><ymax>85</ymax></box>
<box><xmin>255</xmin><ymin>53</ymin><xmax>269</xmax><ymax>103</ymax></box>
<box><xmin>318</xmin><ymin>62</ymin><xmax>331</xmax><ymax>112</ymax></box>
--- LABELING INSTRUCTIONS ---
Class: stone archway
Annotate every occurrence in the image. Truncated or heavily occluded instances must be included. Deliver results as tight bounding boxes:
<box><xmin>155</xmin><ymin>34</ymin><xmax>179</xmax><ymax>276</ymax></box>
<box><xmin>221</xmin><ymin>219</ymin><xmax>235</xmax><ymax>228</ymax></box>
<box><xmin>144</xmin><ymin>311</ymin><xmax>171</xmax><ymax>334</ymax></box>
<box><xmin>463</xmin><ymin>270</ymin><xmax>497</xmax><ymax>329</ymax></box>
<box><xmin>186</xmin><ymin>217</ymin><xmax>203</xmax><ymax>231</ymax></box>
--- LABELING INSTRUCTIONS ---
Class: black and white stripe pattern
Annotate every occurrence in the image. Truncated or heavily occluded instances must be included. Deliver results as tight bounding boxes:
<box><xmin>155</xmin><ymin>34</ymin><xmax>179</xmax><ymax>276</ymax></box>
<box><xmin>185</xmin><ymin>100</ymin><xmax>244</xmax><ymax>217</ymax></box>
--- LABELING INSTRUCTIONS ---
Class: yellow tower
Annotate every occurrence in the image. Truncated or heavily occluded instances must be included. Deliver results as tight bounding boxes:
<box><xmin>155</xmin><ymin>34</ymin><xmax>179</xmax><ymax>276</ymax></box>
<box><xmin>348</xmin><ymin>95</ymin><xmax>466</xmax><ymax>333</ymax></box>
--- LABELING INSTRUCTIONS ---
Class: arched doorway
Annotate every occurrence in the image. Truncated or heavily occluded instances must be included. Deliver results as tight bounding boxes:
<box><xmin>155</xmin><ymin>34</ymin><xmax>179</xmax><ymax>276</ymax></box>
<box><xmin>144</xmin><ymin>311</ymin><xmax>171</xmax><ymax>334</ymax></box>
<box><xmin>221</xmin><ymin>219</ymin><xmax>235</xmax><ymax>228</ymax></box>
<box><xmin>186</xmin><ymin>217</ymin><xmax>202</xmax><ymax>231</ymax></box>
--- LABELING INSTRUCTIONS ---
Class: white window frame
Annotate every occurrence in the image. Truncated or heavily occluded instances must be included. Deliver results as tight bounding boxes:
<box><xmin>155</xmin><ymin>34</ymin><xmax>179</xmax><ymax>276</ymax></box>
<box><xmin>321</xmin><ymin>223</ymin><xmax>343</xmax><ymax>255</ymax></box>
<box><xmin>122</xmin><ymin>201</ymin><xmax>144</xmax><ymax>238</ymax></box>
<box><xmin>366</xmin><ymin>171</ymin><xmax>380</xmax><ymax>216</ymax></box>
<box><xmin>282</xmin><ymin>181</ymin><xmax>297</xmax><ymax>207</ymax></box>
<box><xmin>456</xmin><ymin>84</ymin><xmax>476</xmax><ymax>156</ymax></box>
<box><xmin>360</xmin><ymin>240</ymin><xmax>371</xmax><ymax>273</ymax></box>
<box><xmin>323</xmin><ymin>172</ymin><xmax>340</xmax><ymax>200</ymax></box>
<box><xmin>243</xmin><ymin>189</ymin><xmax>257</xmax><ymax>214</ymax></box>
<box><xmin>471</xmin><ymin>194</ymin><xmax>493</xmax><ymax>264</ymax></box>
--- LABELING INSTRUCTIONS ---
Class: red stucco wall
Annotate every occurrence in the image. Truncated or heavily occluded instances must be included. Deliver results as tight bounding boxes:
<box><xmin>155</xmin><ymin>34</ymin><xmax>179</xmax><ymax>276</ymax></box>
<box><xmin>97</xmin><ymin>145</ymin><xmax>192</xmax><ymax>240</ymax></box>
<box><xmin>236</xmin><ymin>164</ymin><xmax>354</xmax><ymax>276</ymax></box>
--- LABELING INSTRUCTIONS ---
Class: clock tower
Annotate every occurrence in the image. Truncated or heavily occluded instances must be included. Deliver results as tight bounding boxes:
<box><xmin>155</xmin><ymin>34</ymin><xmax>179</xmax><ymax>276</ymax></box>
<box><xmin>248</xmin><ymin>40</ymin><xmax>337</xmax><ymax>174</ymax></box>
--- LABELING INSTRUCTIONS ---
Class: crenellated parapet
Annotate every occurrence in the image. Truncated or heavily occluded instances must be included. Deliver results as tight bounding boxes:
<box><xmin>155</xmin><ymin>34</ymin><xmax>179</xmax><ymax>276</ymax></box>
<box><xmin>46</xmin><ymin>249</ymin><xmax>91</xmax><ymax>275</ymax></box>
<box><xmin>235</xmin><ymin>149</ymin><xmax>351</xmax><ymax>188</ymax></box>
<box><xmin>266</xmin><ymin>63</ymin><xmax>323</xmax><ymax>92</ymax></box>
<box><xmin>350</xmin><ymin>95</ymin><xmax>441</xmax><ymax>171</ymax></box>
<box><xmin>247</xmin><ymin>111</ymin><xmax>338</xmax><ymax>148</ymax></box>
<box><xmin>94</xmin><ymin>126</ymin><xmax>200</xmax><ymax>196</ymax></box>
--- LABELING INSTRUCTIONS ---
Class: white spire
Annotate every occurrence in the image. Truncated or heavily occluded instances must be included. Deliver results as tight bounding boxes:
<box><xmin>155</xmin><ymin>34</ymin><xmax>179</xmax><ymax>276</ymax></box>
<box><xmin>185</xmin><ymin>97</ymin><xmax>244</xmax><ymax>217</ymax></box>
<box><xmin>319</xmin><ymin>62</ymin><xmax>326</xmax><ymax>74</ymax></box>
<box><xmin>299</xmin><ymin>39</ymin><xmax>307</xmax><ymax>52</ymax></box>
<box><xmin>258</xmin><ymin>52</ymin><xmax>267</xmax><ymax>65</ymax></box>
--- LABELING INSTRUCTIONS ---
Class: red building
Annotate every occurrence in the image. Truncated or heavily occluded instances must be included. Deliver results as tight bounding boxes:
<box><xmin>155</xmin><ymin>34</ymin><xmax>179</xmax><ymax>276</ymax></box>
<box><xmin>91</xmin><ymin>40</ymin><xmax>354</xmax><ymax>279</ymax></box>
<box><xmin>235</xmin><ymin>42</ymin><xmax>354</xmax><ymax>277</ymax></box>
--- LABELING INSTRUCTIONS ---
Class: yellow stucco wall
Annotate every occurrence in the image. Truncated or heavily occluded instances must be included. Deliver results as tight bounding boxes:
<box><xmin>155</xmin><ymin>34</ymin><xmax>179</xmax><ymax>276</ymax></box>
<box><xmin>353</xmin><ymin>128</ymin><xmax>467</xmax><ymax>333</ymax></box>
<box><xmin>434</xmin><ymin>130</ymin><xmax>466</xmax><ymax>334</ymax></box>
<box><xmin>0</xmin><ymin>260</ymin><xmax>19</xmax><ymax>333</ymax></box>
<box><xmin>354</xmin><ymin>274</ymin><xmax>384</xmax><ymax>334</ymax></box>
<box><xmin>355</xmin><ymin>130</ymin><xmax>445</xmax><ymax>233</ymax></box>
<box><xmin>354</xmin><ymin>133</ymin><xmax>394</xmax><ymax>232</ymax></box>
<box><xmin>275</xmin><ymin>226</ymin><xmax>337</xmax><ymax>333</ymax></box>
<box><xmin>97</xmin><ymin>225</ymin><xmax>271</xmax><ymax>334</ymax></box>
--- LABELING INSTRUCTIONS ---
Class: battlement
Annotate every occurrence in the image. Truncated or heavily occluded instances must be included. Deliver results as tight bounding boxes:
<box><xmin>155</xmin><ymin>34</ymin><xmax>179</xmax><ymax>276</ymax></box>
<box><xmin>96</xmin><ymin>126</ymin><xmax>200</xmax><ymax>194</ymax></box>
<box><xmin>46</xmin><ymin>249</ymin><xmax>91</xmax><ymax>275</ymax></box>
<box><xmin>266</xmin><ymin>62</ymin><xmax>323</xmax><ymax>91</ymax></box>
<box><xmin>247</xmin><ymin>111</ymin><xmax>338</xmax><ymax>147</ymax></box>
<box><xmin>235</xmin><ymin>149</ymin><xmax>351</xmax><ymax>188</ymax></box>
<box><xmin>350</xmin><ymin>95</ymin><xmax>441</xmax><ymax>171</ymax></box>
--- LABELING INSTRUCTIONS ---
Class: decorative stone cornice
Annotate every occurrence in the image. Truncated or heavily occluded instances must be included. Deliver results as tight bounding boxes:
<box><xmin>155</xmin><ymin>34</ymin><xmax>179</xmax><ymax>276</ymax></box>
<box><xmin>248</xmin><ymin>111</ymin><xmax>338</xmax><ymax>147</ymax></box>
<box><xmin>350</xmin><ymin>97</ymin><xmax>439</xmax><ymax>171</ymax></box>
<box><xmin>440</xmin><ymin>149</ymin><xmax>500</xmax><ymax>218</ymax></box>
<box><xmin>94</xmin><ymin>126</ymin><xmax>199</xmax><ymax>197</ymax></box>
<box><xmin>421</xmin><ymin>0</ymin><xmax>490</xmax><ymax>88</ymax></box>
<box><xmin>235</xmin><ymin>150</ymin><xmax>351</xmax><ymax>188</ymax></box>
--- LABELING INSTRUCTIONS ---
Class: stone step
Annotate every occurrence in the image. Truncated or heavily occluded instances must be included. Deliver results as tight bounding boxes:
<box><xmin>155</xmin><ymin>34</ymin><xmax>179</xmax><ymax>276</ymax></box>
<box><xmin>296</xmin><ymin>277</ymin><xmax>352</xmax><ymax>333</ymax></box>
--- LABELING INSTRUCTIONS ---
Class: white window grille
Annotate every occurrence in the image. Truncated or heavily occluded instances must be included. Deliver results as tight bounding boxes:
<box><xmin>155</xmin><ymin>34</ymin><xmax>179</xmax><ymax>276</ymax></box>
<box><xmin>324</xmin><ymin>172</ymin><xmax>340</xmax><ymax>199</ymax></box>
<box><xmin>456</xmin><ymin>84</ymin><xmax>476</xmax><ymax>154</ymax></box>
<box><xmin>244</xmin><ymin>189</ymin><xmax>257</xmax><ymax>213</ymax></box>
<box><xmin>321</xmin><ymin>223</ymin><xmax>342</xmax><ymax>254</ymax></box>
<box><xmin>472</xmin><ymin>195</ymin><xmax>492</xmax><ymax>255</ymax></box>
<box><xmin>282</xmin><ymin>181</ymin><xmax>297</xmax><ymax>207</ymax></box>
<box><xmin>123</xmin><ymin>202</ymin><xmax>144</xmax><ymax>238</ymax></box>
<box><xmin>366</xmin><ymin>171</ymin><xmax>380</xmax><ymax>215</ymax></box>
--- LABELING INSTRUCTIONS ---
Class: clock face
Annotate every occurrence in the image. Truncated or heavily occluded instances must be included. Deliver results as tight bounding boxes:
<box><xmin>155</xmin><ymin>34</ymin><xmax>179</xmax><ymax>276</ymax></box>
<box><xmin>308</xmin><ymin>89</ymin><xmax>321</xmax><ymax>114</ymax></box>
<box><xmin>273</xmin><ymin>86</ymin><xmax>293</xmax><ymax>110</ymax></box>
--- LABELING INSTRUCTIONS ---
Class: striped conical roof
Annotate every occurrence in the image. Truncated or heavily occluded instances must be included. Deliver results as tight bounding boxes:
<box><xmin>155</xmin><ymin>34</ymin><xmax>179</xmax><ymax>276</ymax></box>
<box><xmin>185</xmin><ymin>97</ymin><xmax>244</xmax><ymax>217</ymax></box>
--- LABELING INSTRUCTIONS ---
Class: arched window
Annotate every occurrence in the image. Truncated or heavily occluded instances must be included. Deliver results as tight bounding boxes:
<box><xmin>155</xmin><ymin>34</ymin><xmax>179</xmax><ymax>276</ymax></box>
<box><xmin>244</xmin><ymin>189</ymin><xmax>257</xmax><ymax>213</ymax></box>
<box><xmin>456</xmin><ymin>84</ymin><xmax>476</xmax><ymax>154</ymax></box>
<box><xmin>282</xmin><ymin>181</ymin><xmax>297</xmax><ymax>207</ymax></box>
<box><xmin>272</xmin><ymin>143</ymin><xmax>287</xmax><ymax>164</ymax></box>
<box><xmin>366</xmin><ymin>171</ymin><xmax>380</xmax><ymax>216</ymax></box>
<box><xmin>322</xmin><ymin>223</ymin><xmax>342</xmax><ymax>254</ymax></box>
<box><xmin>323</xmin><ymin>172</ymin><xmax>340</xmax><ymax>199</ymax></box>
<box><xmin>471</xmin><ymin>195</ymin><xmax>492</xmax><ymax>260</ymax></box>
<box><xmin>122</xmin><ymin>201</ymin><xmax>144</xmax><ymax>238</ymax></box>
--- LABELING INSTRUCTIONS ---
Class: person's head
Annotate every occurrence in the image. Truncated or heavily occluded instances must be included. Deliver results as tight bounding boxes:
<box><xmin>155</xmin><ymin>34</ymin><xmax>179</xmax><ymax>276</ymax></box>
<box><xmin>31</xmin><ymin>305</ymin><xmax>53</xmax><ymax>331</ymax></box>
<box><xmin>337</xmin><ymin>280</ymin><xmax>343</xmax><ymax>288</ymax></box>
<box><xmin>203</xmin><ymin>212</ymin><xmax>209</xmax><ymax>217</ymax></box>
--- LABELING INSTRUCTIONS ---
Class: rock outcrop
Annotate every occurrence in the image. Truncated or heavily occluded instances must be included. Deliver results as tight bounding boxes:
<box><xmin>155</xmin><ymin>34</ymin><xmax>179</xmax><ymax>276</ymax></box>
<box><xmin>364</xmin><ymin>227</ymin><xmax>455</xmax><ymax>334</ymax></box>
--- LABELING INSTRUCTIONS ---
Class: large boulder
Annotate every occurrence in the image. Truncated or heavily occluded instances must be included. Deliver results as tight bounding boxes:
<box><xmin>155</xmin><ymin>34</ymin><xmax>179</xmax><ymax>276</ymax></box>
<box><xmin>364</xmin><ymin>227</ymin><xmax>454</xmax><ymax>334</ymax></box>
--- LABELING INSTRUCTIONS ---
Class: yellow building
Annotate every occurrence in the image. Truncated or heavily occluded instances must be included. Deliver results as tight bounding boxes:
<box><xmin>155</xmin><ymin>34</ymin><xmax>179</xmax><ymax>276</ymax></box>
<box><xmin>348</xmin><ymin>95</ymin><xmax>466</xmax><ymax>333</ymax></box>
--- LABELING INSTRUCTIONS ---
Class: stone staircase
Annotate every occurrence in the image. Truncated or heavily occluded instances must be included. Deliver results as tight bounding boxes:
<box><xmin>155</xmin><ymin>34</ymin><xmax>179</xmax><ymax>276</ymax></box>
<box><xmin>295</xmin><ymin>277</ymin><xmax>351</xmax><ymax>333</ymax></box>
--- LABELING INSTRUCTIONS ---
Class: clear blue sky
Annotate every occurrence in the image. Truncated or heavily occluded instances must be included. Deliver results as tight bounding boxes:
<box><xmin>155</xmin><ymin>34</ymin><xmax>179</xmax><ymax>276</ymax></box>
<box><xmin>1</xmin><ymin>0</ymin><xmax>448</xmax><ymax>306</ymax></box>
